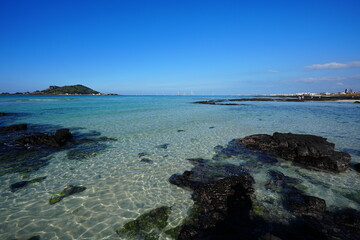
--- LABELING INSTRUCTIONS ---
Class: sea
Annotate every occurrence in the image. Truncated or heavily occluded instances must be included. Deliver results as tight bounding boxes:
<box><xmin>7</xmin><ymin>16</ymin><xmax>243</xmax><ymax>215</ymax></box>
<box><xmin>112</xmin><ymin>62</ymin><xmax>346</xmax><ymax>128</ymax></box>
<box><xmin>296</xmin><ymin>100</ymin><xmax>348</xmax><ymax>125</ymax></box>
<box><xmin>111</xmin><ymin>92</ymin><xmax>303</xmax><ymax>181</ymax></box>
<box><xmin>0</xmin><ymin>95</ymin><xmax>359</xmax><ymax>240</ymax></box>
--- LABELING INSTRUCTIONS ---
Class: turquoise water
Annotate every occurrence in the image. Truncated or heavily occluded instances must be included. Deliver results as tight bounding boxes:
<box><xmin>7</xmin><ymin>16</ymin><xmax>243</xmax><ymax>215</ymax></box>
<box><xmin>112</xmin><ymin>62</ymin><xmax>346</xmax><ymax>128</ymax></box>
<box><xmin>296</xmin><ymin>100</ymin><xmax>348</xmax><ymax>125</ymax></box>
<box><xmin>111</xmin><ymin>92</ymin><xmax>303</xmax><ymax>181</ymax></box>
<box><xmin>0</xmin><ymin>95</ymin><xmax>359</xmax><ymax>239</ymax></box>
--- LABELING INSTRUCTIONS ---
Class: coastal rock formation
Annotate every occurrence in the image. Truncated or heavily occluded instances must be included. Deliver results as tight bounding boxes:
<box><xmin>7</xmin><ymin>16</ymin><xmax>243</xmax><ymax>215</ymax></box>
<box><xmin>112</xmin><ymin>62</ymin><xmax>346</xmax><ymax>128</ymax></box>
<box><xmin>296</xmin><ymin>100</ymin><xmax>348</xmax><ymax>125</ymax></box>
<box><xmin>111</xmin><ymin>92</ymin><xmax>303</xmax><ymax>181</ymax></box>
<box><xmin>233</xmin><ymin>132</ymin><xmax>351</xmax><ymax>172</ymax></box>
<box><xmin>170</xmin><ymin>160</ymin><xmax>360</xmax><ymax>239</ymax></box>
<box><xmin>10</xmin><ymin>176</ymin><xmax>47</xmax><ymax>191</ymax></box>
<box><xmin>169</xmin><ymin>163</ymin><xmax>257</xmax><ymax>239</ymax></box>
<box><xmin>49</xmin><ymin>185</ymin><xmax>86</xmax><ymax>205</ymax></box>
<box><xmin>0</xmin><ymin>124</ymin><xmax>27</xmax><ymax>132</ymax></box>
<box><xmin>16</xmin><ymin>128</ymin><xmax>72</xmax><ymax>148</ymax></box>
<box><xmin>116</xmin><ymin>206</ymin><xmax>171</xmax><ymax>239</ymax></box>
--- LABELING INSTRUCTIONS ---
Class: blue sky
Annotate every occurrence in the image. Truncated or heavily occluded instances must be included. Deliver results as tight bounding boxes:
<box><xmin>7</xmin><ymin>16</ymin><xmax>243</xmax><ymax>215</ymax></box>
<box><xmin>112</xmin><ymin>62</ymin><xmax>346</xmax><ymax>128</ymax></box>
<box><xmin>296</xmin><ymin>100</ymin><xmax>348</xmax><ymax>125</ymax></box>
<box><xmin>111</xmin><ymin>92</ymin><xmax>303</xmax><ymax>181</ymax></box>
<box><xmin>0</xmin><ymin>0</ymin><xmax>359</xmax><ymax>95</ymax></box>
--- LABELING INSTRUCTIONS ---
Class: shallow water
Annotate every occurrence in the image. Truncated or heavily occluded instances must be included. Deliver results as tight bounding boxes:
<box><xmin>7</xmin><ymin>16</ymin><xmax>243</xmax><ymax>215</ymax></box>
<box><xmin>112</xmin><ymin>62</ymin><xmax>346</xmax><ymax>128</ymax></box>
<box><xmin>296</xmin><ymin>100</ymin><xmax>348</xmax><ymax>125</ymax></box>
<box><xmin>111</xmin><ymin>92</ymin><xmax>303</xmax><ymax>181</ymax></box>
<box><xmin>0</xmin><ymin>95</ymin><xmax>359</xmax><ymax>239</ymax></box>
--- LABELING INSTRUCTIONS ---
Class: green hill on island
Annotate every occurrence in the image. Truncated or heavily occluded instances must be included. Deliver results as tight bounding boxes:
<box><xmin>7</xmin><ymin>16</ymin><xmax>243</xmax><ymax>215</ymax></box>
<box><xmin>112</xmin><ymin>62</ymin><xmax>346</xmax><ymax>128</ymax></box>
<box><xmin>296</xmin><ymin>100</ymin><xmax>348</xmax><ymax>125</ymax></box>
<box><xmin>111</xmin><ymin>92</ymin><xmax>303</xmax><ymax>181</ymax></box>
<box><xmin>31</xmin><ymin>85</ymin><xmax>100</xmax><ymax>95</ymax></box>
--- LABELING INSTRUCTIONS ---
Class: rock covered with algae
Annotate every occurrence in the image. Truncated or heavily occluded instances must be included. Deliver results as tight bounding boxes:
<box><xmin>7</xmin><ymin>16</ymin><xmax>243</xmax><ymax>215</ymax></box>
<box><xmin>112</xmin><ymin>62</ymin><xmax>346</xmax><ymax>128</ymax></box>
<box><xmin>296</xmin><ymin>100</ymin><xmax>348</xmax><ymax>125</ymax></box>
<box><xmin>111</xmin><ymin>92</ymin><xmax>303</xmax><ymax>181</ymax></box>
<box><xmin>49</xmin><ymin>185</ymin><xmax>86</xmax><ymax>205</ymax></box>
<box><xmin>10</xmin><ymin>176</ymin><xmax>47</xmax><ymax>191</ymax></box>
<box><xmin>116</xmin><ymin>206</ymin><xmax>171</xmax><ymax>240</ymax></box>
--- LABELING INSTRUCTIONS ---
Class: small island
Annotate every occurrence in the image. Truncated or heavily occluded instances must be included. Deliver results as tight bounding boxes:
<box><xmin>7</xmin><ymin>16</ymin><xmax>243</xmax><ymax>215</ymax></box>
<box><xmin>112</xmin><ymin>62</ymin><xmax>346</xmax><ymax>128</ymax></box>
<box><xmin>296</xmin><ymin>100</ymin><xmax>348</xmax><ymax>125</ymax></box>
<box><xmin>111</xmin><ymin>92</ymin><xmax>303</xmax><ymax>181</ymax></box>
<box><xmin>0</xmin><ymin>85</ymin><xmax>118</xmax><ymax>95</ymax></box>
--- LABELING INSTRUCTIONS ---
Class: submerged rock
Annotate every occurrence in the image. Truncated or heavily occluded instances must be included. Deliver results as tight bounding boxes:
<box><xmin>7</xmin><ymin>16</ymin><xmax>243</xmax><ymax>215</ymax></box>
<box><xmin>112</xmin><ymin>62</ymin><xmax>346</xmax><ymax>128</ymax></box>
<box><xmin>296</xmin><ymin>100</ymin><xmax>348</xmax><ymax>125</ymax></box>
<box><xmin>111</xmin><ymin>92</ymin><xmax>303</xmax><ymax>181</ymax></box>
<box><xmin>17</xmin><ymin>128</ymin><xmax>72</xmax><ymax>148</ymax></box>
<box><xmin>234</xmin><ymin>132</ymin><xmax>351</xmax><ymax>172</ymax></box>
<box><xmin>0</xmin><ymin>124</ymin><xmax>27</xmax><ymax>132</ymax></box>
<box><xmin>265</xmin><ymin>170</ymin><xmax>326</xmax><ymax>219</ymax></box>
<box><xmin>169</xmin><ymin>163</ymin><xmax>249</xmax><ymax>190</ymax></box>
<box><xmin>10</xmin><ymin>176</ymin><xmax>47</xmax><ymax>191</ymax></box>
<box><xmin>265</xmin><ymin>170</ymin><xmax>302</xmax><ymax>192</ymax></box>
<box><xmin>27</xmin><ymin>236</ymin><xmax>41</xmax><ymax>240</ymax></box>
<box><xmin>67</xmin><ymin>136</ymin><xmax>115</xmax><ymax>160</ymax></box>
<box><xmin>138</xmin><ymin>152</ymin><xmax>149</xmax><ymax>157</ymax></box>
<box><xmin>285</xmin><ymin>192</ymin><xmax>326</xmax><ymax>219</ymax></box>
<box><xmin>169</xmin><ymin>163</ymin><xmax>257</xmax><ymax>239</ymax></box>
<box><xmin>169</xmin><ymin>158</ymin><xmax>360</xmax><ymax>240</ymax></box>
<box><xmin>49</xmin><ymin>185</ymin><xmax>86</xmax><ymax>205</ymax></box>
<box><xmin>116</xmin><ymin>206</ymin><xmax>171</xmax><ymax>240</ymax></box>
<box><xmin>156</xmin><ymin>144</ymin><xmax>169</xmax><ymax>149</ymax></box>
<box><xmin>140</xmin><ymin>158</ymin><xmax>154</xmax><ymax>163</ymax></box>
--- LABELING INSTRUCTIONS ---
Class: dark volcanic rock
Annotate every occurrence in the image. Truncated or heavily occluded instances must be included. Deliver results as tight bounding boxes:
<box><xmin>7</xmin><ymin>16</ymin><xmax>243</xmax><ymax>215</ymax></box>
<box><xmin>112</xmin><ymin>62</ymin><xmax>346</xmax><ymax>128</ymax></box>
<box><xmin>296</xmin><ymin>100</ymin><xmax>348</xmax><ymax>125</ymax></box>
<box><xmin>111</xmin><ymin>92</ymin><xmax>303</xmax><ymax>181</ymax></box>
<box><xmin>285</xmin><ymin>193</ymin><xmax>326</xmax><ymax>219</ymax></box>
<box><xmin>10</xmin><ymin>176</ymin><xmax>47</xmax><ymax>191</ymax></box>
<box><xmin>0</xmin><ymin>112</ymin><xmax>10</xmax><ymax>116</ymax></box>
<box><xmin>140</xmin><ymin>158</ymin><xmax>154</xmax><ymax>163</ymax></box>
<box><xmin>49</xmin><ymin>185</ymin><xmax>86</xmax><ymax>205</ymax></box>
<box><xmin>169</xmin><ymin>164</ymin><xmax>257</xmax><ymax>240</ymax></box>
<box><xmin>169</xmin><ymin>163</ymin><xmax>249</xmax><ymax>190</ymax></box>
<box><xmin>234</xmin><ymin>132</ymin><xmax>351</xmax><ymax>172</ymax></box>
<box><xmin>265</xmin><ymin>170</ymin><xmax>326</xmax><ymax>219</ymax></box>
<box><xmin>0</xmin><ymin>124</ymin><xmax>27</xmax><ymax>132</ymax></box>
<box><xmin>116</xmin><ymin>206</ymin><xmax>171</xmax><ymax>239</ymax></box>
<box><xmin>300</xmin><ymin>208</ymin><xmax>360</xmax><ymax>240</ymax></box>
<box><xmin>170</xmin><ymin>161</ymin><xmax>360</xmax><ymax>240</ymax></box>
<box><xmin>16</xmin><ymin>128</ymin><xmax>72</xmax><ymax>148</ymax></box>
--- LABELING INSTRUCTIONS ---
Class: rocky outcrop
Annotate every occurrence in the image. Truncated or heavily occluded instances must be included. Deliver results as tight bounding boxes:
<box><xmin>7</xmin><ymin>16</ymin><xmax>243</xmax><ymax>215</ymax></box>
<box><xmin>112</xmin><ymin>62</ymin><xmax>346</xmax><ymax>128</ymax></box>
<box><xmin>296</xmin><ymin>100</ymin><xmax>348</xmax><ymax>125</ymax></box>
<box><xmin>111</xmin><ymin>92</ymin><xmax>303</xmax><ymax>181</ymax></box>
<box><xmin>0</xmin><ymin>124</ymin><xmax>27</xmax><ymax>132</ymax></box>
<box><xmin>233</xmin><ymin>132</ymin><xmax>351</xmax><ymax>172</ymax></box>
<box><xmin>10</xmin><ymin>176</ymin><xmax>47</xmax><ymax>191</ymax></box>
<box><xmin>116</xmin><ymin>206</ymin><xmax>171</xmax><ymax>239</ymax></box>
<box><xmin>169</xmin><ymin>163</ymin><xmax>257</xmax><ymax>239</ymax></box>
<box><xmin>169</xmin><ymin>158</ymin><xmax>360</xmax><ymax>240</ymax></box>
<box><xmin>16</xmin><ymin>129</ymin><xmax>72</xmax><ymax>148</ymax></box>
<box><xmin>49</xmin><ymin>185</ymin><xmax>86</xmax><ymax>204</ymax></box>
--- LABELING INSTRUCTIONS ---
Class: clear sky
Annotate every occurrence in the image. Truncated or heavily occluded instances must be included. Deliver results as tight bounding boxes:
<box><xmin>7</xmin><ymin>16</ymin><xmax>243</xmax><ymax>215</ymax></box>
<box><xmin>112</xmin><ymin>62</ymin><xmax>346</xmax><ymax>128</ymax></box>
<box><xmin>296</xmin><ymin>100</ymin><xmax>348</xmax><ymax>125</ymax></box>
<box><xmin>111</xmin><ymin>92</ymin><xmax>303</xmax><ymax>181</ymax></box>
<box><xmin>0</xmin><ymin>0</ymin><xmax>359</xmax><ymax>95</ymax></box>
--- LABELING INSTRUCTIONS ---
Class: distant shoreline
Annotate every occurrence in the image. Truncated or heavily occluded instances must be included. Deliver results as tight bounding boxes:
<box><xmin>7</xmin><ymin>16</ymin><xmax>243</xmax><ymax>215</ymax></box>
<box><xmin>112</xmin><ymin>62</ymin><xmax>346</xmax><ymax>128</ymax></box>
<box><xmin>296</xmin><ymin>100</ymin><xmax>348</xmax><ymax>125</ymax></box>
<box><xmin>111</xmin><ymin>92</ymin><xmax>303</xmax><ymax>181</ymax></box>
<box><xmin>195</xmin><ymin>94</ymin><xmax>360</xmax><ymax>105</ymax></box>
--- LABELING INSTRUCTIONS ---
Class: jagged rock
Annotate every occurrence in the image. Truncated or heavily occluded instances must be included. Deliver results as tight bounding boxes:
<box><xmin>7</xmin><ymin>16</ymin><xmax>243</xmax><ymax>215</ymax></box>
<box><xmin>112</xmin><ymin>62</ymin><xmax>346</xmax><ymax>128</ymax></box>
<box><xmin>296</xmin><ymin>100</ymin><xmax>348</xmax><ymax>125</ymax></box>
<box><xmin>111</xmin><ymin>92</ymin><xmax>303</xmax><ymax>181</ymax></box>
<box><xmin>169</xmin><ymin>163</ymin><xmax>249</xmax><ymax>190</ymax></box>
<box><xmin>301</xmin><ymin>208</ymin><xmax>360</xmax><ymax>240</ymax></box>
<box><xmin>234</xmin><ymin>132</ymin><xmax>351</xmax><ymax>172</ymax></box>
<box><xmin>17</xmin><ymin>129</ymin><xmax>72</xmax><ymax>148</ymax></box>
<box><xmin>0</xmin><ymin>124</ymin><xmax>27</xmax><ymax>132</ymax></box>
<box><xmin>285</xmin><ymin>193</ymin><xmax>326</xmax><ymax>219</ymax></box>
<box><xmin>116</xmin><ymin>206</ymin><xmax>171</xmax><ymax>239</ymax></box>
<box><xmin>169</xmin><ymin>163</ymin><xmax>257</xmax><ymax>240</ymax></box>
<box><xmin>49</xmin><ymin>185</ymin><xmax>86</xmax><ymax>205</ymax></box>
<box><xmin>10</xmin><ymin>176</ymin><xmax>47</xmax><ymax>191</ymax></box>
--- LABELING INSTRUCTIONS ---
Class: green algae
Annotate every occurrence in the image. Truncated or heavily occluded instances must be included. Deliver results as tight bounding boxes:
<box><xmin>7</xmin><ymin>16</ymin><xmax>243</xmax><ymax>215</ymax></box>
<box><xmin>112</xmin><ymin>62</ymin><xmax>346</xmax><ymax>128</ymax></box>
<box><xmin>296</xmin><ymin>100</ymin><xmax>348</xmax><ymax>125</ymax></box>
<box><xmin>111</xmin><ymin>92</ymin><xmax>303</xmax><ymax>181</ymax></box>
<box><xmin>116</xmin><ymin>206</ymin><xmax>171</xmax><ymax>239</ymax></box>
<box><xmin>164</xmin><ymin>225</ymin><xmax>181</xmax><ymax>239</ymax></box>
<box><xmin>49</xmin><ymin>185</ymin><xmax>86</xmax><ymax>205</ymax></box>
